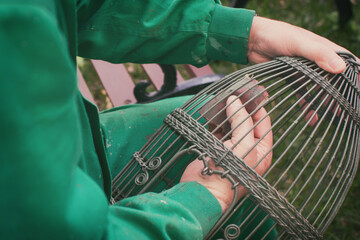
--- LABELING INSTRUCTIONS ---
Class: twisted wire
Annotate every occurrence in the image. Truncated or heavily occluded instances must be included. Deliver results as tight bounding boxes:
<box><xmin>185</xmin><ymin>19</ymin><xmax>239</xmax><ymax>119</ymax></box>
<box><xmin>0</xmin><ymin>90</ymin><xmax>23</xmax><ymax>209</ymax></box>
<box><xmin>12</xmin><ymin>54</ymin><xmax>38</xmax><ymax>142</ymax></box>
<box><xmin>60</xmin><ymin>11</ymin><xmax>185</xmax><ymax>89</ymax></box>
<box><xmin>276</xmin><ymin>56</ymin><xmax>360</xmax><ymax>127</ymax></box>
<box><xmin>164</xmin><ymin>108</ymin><xmax>322</xmax><ymax>239</ymax></box>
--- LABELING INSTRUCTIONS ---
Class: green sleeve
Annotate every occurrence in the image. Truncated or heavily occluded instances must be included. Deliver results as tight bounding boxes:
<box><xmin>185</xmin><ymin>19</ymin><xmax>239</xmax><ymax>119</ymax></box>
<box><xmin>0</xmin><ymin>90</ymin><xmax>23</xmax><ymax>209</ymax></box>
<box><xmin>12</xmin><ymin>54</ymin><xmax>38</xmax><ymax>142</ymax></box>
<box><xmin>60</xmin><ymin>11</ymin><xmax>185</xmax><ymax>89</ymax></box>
<box><xmin>0</xmin><ymin>2</ymin><xmax>222</xmax><ymax>240</ymax></box>
<box><xmin>77</xmin><ymin>0</ymin><xmax>255</xmax><ymax>66</ymax></box>
<box><xmin>107</xmin><ymin>182</ymin><xmax>222</xmax><ymax>240</ymax></box>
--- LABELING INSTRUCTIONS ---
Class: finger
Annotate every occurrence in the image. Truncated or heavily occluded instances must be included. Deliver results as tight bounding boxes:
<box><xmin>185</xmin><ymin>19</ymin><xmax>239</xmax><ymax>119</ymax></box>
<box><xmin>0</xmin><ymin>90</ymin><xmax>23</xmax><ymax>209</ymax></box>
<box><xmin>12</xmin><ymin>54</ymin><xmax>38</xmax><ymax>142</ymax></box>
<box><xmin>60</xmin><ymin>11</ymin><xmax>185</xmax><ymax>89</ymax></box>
<box><xmin>304</xmin><ymin>110</ymin><xmax>318</xmax><ymax>127</ymax></box>
<box><xmin>293</xmin><ymin>31</ymin><xmax>347</xmax><ymax>74</ymax></box>
<box><xmin>298</xmin><ymin>44</ymin><xmax>346</xmax><ymax>74</ymax></box>
<box><xmin>320</xmin><ymin>93</ymin><xmax>341</xmax><ymax>117</ymax></box>
<box><xmin>252</xmin><ymin>107</ymin><xmax>272</xmax><ymax>145</ymax></box>
<box><xmin>251</xmin><ymin>107</ymin><xmax>273</xmax><ymax>174</ymax></box>
<box><xmin>335</xmin><ymin>103</ymin><xmax>342</xmax><ymax>117</ymax></box>
<box><xmin>208</xmin><ymin>123</ymin><xmax>224</xmax><ymax>140</ymax></box>
<box><xmin>309</xmin><ymin>35</ymin><xmax>360</xmax><ymax>64</ymax></box>
<box><xmin>296</xmin><ymin>93</ymin><xmax>319</xmax><ymax>126</ymax></box>
<box><xmin>226</xmin><ymin>95</ymin><xmax>255</xmax><ymax>146</ymax></box>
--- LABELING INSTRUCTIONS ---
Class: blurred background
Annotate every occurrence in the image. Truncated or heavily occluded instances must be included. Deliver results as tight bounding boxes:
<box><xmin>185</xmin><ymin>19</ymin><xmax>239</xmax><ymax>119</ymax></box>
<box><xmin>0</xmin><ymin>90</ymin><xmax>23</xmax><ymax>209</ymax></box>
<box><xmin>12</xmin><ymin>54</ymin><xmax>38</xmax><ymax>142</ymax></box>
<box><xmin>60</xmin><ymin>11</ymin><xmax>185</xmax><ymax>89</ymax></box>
<box><xmin>213</xmin><ymin>0</ymin><xmax>360</xmax><ymax>75</ymax></box>
<box><xmin>216</xmin><ymin>1</ymin><xmax>359</xmax><ymax>239</ymax></box>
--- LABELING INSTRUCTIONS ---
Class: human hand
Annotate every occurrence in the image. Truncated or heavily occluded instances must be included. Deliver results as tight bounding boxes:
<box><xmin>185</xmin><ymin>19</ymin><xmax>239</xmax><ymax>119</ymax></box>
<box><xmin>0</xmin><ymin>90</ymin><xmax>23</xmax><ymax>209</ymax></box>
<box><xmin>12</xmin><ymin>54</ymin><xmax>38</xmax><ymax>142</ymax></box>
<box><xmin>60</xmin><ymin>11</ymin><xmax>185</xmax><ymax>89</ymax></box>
<box><xmin>180</xmin><ymin>96</ymin><xmax>273</xmax><ymax>213</ymax></box>
<box><xmin>248</xmin><ymin>16</ymin><xmax>360</xmax><ymax>74</ymax></box>
<box><xmin>248</xmin><ymin>16</ymin><xmax>360</xmax><ymax>126</ymax></box>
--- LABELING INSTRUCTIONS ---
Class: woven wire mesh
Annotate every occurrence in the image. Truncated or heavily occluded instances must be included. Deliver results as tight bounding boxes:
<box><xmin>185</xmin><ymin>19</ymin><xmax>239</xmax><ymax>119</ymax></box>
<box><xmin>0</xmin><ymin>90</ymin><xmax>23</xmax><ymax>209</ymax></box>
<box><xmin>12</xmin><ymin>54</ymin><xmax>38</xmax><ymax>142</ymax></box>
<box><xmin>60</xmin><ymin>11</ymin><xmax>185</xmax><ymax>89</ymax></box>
<box><xmin>111</xmin><ymin>53</ymin><xmax>360</xmax><ymax>239</ymax></box>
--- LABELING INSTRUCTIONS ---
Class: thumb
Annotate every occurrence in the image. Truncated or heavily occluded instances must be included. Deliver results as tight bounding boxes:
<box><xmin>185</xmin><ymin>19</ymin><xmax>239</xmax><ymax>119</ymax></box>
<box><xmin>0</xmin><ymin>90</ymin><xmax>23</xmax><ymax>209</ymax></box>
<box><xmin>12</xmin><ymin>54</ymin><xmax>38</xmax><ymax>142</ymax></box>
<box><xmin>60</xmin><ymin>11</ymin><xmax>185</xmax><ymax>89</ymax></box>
<box><xmin>309</xmin><ymin>46</ymin><xmax>346</xmax><ymax>74</ymax></box>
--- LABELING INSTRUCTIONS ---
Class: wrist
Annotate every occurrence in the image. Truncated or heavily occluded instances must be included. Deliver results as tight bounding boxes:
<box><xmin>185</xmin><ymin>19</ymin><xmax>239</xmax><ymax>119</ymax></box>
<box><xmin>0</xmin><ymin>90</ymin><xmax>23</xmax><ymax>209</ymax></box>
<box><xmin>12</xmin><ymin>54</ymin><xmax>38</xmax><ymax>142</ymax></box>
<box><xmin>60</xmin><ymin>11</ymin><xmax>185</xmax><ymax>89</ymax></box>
<box><xmin>180</xmin><ymin>160</ymin><xmax>235</xmax><ymax>213</ymax></box>
<box><xmin>204</xmin><ymin>185</ymin><xmax>234</xmax><ymax>213</ymax></box>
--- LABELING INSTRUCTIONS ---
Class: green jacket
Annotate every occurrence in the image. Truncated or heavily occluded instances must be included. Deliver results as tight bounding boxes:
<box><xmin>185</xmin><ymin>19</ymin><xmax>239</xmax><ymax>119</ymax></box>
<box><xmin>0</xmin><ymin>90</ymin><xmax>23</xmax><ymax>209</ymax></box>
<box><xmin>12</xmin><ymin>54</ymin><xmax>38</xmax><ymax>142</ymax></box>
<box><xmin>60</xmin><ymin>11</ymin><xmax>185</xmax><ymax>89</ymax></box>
<box><xmin>0</xmin><ymin>0</ymin><xmax>254</xmax><ymax>239</ymax></box>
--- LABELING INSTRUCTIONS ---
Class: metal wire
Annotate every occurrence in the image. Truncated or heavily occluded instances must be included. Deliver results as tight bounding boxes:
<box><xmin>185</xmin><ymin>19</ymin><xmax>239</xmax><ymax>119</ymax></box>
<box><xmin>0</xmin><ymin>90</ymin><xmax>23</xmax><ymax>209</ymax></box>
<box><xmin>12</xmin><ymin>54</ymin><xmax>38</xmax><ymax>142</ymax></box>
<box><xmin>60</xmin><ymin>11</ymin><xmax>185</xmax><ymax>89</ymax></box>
<box><xmin>111</xmin><ymin>53</ymin><xmax>360</xmax><ymax>239</ymax></box>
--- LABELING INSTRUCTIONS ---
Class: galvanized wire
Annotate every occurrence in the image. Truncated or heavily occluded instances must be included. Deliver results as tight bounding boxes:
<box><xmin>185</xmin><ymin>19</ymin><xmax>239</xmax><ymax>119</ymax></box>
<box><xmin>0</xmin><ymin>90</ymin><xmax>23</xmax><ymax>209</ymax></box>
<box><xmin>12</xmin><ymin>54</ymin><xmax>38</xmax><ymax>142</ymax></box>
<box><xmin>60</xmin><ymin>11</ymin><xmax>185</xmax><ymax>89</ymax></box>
<box><xmin>111</xmin><ymin>53</ymin><xmax>360</xmax><ymax>239</ymax></box>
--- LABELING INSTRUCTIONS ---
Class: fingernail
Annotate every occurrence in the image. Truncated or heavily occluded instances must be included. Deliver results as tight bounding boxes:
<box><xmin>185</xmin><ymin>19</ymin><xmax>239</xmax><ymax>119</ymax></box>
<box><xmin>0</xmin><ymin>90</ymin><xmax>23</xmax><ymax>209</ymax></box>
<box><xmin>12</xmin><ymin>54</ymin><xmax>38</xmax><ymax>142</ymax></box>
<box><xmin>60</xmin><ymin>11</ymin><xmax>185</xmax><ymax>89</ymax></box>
<box><xmin>329</xmin><ymin>57</ymin><xmax>345</xmax><ymax>73</ymax></box>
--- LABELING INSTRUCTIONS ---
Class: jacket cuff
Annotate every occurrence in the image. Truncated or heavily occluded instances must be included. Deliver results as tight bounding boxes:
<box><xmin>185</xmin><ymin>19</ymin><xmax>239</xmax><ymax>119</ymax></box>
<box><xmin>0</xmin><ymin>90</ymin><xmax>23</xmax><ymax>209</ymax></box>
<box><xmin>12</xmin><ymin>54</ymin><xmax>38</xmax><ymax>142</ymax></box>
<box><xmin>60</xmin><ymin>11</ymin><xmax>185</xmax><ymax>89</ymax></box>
<box><xmin>163</xmin><ymin>182</ymin><xmax>222</xmax><ymax>237</ymax></box>
<box><xmin>207</xmin><ymin>5</ymin><xmax>255</xmax><ymax>64</ymax></box>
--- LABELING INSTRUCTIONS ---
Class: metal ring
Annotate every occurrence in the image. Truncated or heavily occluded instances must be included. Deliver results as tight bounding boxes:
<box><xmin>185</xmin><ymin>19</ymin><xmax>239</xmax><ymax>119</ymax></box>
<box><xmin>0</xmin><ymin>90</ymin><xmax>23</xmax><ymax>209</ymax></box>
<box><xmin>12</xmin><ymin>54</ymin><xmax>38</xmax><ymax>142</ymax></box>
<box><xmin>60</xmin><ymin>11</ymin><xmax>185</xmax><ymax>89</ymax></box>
<box><xmin>224</xmin><ymin>224</ymin><xmax>241</xmax><ymax>239</ymax></box>
<box><xmin>147</xmin><ymin>157</ymin><xmax>162</xmax><ymax>170</ymax></box>
<box><xmin>135</xmin><ymin>172</ymin><xmax>149</xmax><ymax>186</ymax></box>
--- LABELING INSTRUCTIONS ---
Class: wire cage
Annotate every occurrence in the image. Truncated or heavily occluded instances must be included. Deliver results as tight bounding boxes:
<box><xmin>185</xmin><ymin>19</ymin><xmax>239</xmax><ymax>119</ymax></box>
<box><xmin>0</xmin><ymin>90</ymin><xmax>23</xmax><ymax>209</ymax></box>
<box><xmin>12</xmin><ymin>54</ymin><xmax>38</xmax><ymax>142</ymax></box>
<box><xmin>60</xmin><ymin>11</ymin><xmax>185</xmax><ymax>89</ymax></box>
<box><xmin>111</xmin><ymin>52</ymin><xmax>360</xmax><ymax>239</ymax></box>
